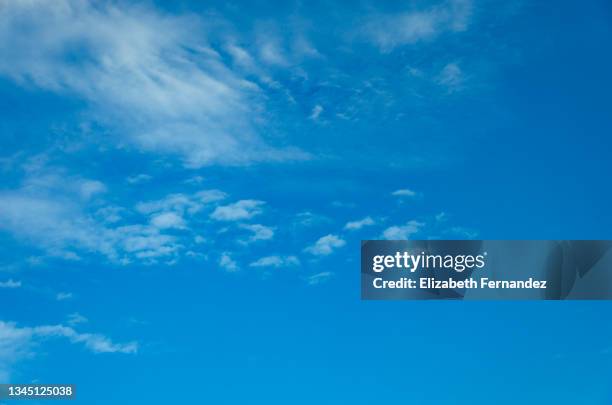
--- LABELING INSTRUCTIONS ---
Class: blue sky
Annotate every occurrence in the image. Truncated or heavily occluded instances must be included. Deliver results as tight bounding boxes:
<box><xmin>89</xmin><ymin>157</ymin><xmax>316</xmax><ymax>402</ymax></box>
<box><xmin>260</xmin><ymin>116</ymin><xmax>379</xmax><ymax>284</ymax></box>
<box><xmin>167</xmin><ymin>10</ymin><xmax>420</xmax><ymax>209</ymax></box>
<box><xmin>1</xmin><ymin>0</ymin><xmax>612</xmax><ymax>403</ymax></box>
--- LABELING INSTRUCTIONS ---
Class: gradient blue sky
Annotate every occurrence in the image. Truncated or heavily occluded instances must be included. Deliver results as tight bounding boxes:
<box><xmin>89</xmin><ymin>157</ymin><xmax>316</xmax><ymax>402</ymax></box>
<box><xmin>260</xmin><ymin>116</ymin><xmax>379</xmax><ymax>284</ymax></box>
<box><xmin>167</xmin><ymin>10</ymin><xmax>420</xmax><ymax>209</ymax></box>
<box><xmin>1</xmin><ymin>0</ymin><xmax>612</xmax><ymax>403</ymax></box>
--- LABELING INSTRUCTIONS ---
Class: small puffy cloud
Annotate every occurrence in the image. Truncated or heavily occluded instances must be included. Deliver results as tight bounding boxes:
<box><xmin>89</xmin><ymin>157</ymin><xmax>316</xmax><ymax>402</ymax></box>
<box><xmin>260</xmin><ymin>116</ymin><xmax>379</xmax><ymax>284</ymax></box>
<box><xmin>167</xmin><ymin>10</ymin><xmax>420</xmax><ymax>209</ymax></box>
<box><xmin>391</xmin><ymin>188</ymin><xmax>418</xmax><ymax>197</ymax></box>
<box><xmin>195</xmin><ymin>189</ymin><xmax>227</xmax><ymax>203</ymax></box>
<box><xmin>78</xmin><ymin>180</ymin><xmax>107</xmax><ymax>200</ymax></box>
<box><xmin>219</xmin><ymin>253</ymin><xmax>238</xmax><ymax>272</ymax></box>
<box><xmin>210</xmin><ymin>200</ymin><xmax>265</xmax><ymax>221</ymax></box>
<box><xmin>382</xmin><ymin>220</ymin><xmax>424</xmax><ymax>240</ymax></box>
<box><xmin>150</xmin><ymin>212</ymin><xmax>186</xmax><ymax>230</ymax></box>
<box><xmin>240</xmin><ymin>224</ymin><xmax>274</xmax><ymax>243</ymax></box>
<box><xmin>306</xmin><ymin>272</ymin><xmax>333</xmax><ymax>285</ymax></box>
<box><xmin>56</xmin><ymin>292</ymin><xmax>73</xmax><ymax>301</ymax></box>
<box><xmin>305</xmin><ymin>234</ymin><xmax>346</xmax><ymax>256</ymax></box>
<box><xmin>249</xmin><ymin>255</ymin><xmax>300</xmax><ymax>268</ymax></box>
<box><xmin>344</xmin><ymin>216</ymin><xmax>375</xmax><ymax>231</ymax></box>
<box><xmin>126</xmin><ymin>174</ymin><xmax>152</xmax><ymax>184</ymax></box>
<box><xmin>0</xmin><ymin>279</ymin><xmax>21</xmax><ymax>289</ymax></box>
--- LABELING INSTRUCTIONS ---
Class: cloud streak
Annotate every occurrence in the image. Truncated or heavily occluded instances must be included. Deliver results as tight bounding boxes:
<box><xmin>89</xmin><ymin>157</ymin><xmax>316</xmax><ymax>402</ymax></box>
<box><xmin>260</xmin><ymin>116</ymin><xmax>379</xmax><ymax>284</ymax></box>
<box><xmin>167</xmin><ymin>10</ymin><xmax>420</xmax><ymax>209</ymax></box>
<box><xmin>362</xmin><ymin>0</ymin><xmax>473</xmax><ymax>51</ymax></box>
<box><xmin>0</xmin><ymin>0</ymin><xmax>305</xmax><ymax>167</ymax></box>
<box><xmin>0</xmin><ymin>320</ymin><xmax>137</xmax><ymax>381</ymax></box>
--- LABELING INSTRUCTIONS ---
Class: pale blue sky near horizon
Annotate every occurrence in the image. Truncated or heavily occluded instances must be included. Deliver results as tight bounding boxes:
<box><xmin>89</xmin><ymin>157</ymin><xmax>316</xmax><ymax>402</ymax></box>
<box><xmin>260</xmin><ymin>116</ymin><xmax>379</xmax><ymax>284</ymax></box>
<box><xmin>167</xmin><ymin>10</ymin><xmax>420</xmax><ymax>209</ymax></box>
<box><xmin>1</xmin><ymin>0</ymin><xmax>612</xmax><ymax>403</ymax></box>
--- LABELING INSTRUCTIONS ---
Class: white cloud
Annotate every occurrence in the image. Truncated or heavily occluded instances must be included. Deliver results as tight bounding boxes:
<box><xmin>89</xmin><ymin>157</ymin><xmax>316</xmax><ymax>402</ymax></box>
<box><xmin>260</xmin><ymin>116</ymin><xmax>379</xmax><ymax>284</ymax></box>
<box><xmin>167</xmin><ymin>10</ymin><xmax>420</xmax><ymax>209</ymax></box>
<box><xmin>0</xmin><ymin>167</ymin><xmax>182</xmax><ymax>264</ymax></box>
<box><xmin>249</xmin><ymin>255</ymin><xmax>300</xmax><ymax>268</ymax></box>
<box><xmin>126</xmin><ymin>174</ymin><xmax>152</xmax><ymax>184</ymax></box>
<box><xmin>344</xmin><ymin>216</ymin><xmax>375</xmax><ymax>231</ymax></box>
<box><xmin>240</xmin><ymin>224</ymin><xmax>274</xmax><ymax>243</ymax></box>
<box><xmin>56</xmin><ymin>292</ymin><xmax>73</xmax><ymax>301</ymax></box>
<box><xmin>195</xmin><ymin>189</ymin><xmax>227</xmax><ymax>203</ymax></box>
<box><xmin>257</xmin><ymin>34</ymin><xmax>289</xmax><ymax>66</ymax></box>
<box><xmin>306</xmin><ymin>272</ymin><xmax>333</xmax><ymax>285</ymax></box>
<box><xmin>295</xmin><ymin>211</ymin><xmax>330</xmax><ymax>227</ymax></box>
<box><xmin>150</xmin><ymin>212</ymin><xmax>186</xmax><ymax>230</ymax></box>
<box><xmin>363</xmin><ymin>0</ymin><xmax>473</xmax><ymax>51</ymax></box>
<box><xmin>67</xmin><ymin>313</ymin><xmax>88</xmax><ymax>326</ymax></box>
<box><xmin>210</xmin><ymin>200</ymin><xmax>265</xmax><ymax>221</ymax></box>
<box><xmin>226</xmin><ymin>44</ymin><xmax>257</xmax><ymax>70</ymax></box>
<box><xmin>136</xmin><ymin>194</ymin><xmax>201</xmax><ymax>216</ymax></box>
<box><xmin>305</xmin><ymin>234</ymin><xmax>346</xmax><ymax>256</ymax></box>
<box><xmin>0</xmin><ymin>279</ymin><xmax>21</xmax><ymax>289</ymax></box>
<box><xmin>391</xmin><ymin>188</ymin><xmax>418</xmax><ymax>197</ymax></box>
<box><xmin>183</xmin><ymin>175</ymin><xmax>205</xmax><ymax>185</ymax></box>
<box><xmin>33</xmin><ymin>324</ymin><xmax>138</xmax><ymax>354</ymax></box>
<box><xmin>436</xmin><ymin>62</ymin><xmax>464</xmax><ymax>91</ymax></box>
<box><xmin>136</xmin><ymin>189</ymin><xmax>226</xmax><ymax>217</ymax></box>
<box><xmin>0</xmin><ymin>321</ymin><xmax>33</xmax><ymax>381</ymax></box>
<box><xmin>78</xmin><ymin>180</ymin><xmax>107</xmax><ymax>200</ymax></box>
<box><xmin>95</xmin><ymin>206</ymin><xmax>123</xmax><ymax>224</ymax></box>
<box><xmin>0</xmin><ymin>0</ymin><xmax>305</xmax><ymax>167</ymax></box>
<box><xmin>118</xmin><ymin>225</ymin><xmax>181</xmax><ymax>260</ymax></box>
<box><xmin>309</xmin><ymin>104</ymin><xmax>323</xmax><ymax>120</ymax></box>
<box><xmin>0</xmin><ymin>320</ymin><xmax>136</xmax><ymax>380</ymax></box>
<box><xmin>219</xmin><ymin>253</ymin><xmax>238</xmax><ymax>272</ymax></box>
<box><xmin>382</xmin><ymin>220</ymin><xmax>424</xmax><ymax>240</ymax></box>
<box><xmin>435</xmin><ymin>212</ymin><xmax>448</xmax><ymax>222</ymax></box>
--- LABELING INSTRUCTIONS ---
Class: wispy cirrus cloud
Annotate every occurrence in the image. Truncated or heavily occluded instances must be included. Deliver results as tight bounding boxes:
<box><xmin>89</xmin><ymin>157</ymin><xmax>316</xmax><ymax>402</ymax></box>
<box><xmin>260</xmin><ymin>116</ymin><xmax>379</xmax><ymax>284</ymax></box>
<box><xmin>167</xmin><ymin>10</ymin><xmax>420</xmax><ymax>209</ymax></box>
<box><xmin>361</xmin><ymin>0</ymin><xmax>473</xmax><ymax>51</ymax></box>
<box><xmin>305</xmin><ymin>272</ymin><xmax>333</xmax><ymax>285</ymax></box>
<box><xmin>0</xmin><ymin>320</ymin><xmax>136</xmax><ymax>381</ymax></box>
<box><xmin>0</xmin><ymin>0</ymin><xmax>306</xmax><ymax>167</ymax></box>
